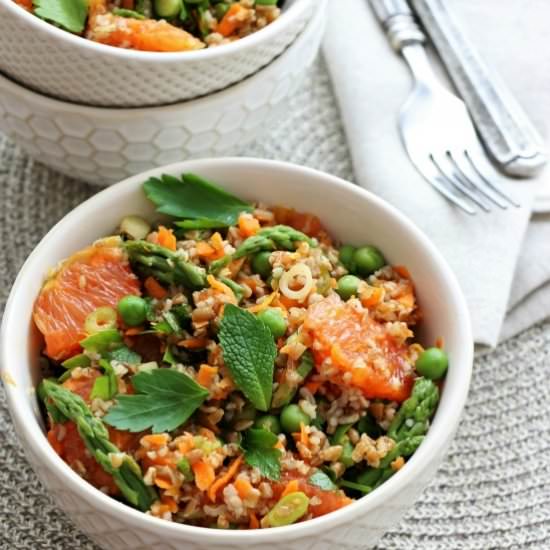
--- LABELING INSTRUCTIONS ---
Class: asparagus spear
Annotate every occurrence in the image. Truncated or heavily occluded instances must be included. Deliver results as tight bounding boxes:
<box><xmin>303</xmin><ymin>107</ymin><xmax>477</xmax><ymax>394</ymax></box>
<box><xmin>41</xmin><ymin>380</ymin><xmax>156</xmax><ymax>512</ymax></box>
<box><xmin>387</xmin><ymin>377</ymin><xmax>439</xmax><ymax>442</ymax></box>
<box><xmin>210</xmin><ymin>225</ymin><xmax>317</xmax><ymax>273</ymax></box>
<box><xmin>124</xmin><ymin>240</ymin><xmax>207</xmax><ymax>290</ymax></box>
<box><xmin>271</xmin><ymin>350</ymin><xmax>314</xmax><ymax>408</ymax></box>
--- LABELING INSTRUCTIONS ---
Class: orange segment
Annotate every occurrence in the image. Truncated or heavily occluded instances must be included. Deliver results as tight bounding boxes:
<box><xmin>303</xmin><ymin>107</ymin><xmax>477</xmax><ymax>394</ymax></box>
<box><xmin>303</xmin><ymin>294</ymin><xmax>414</xmax><ymax>402</ymax></box>
<box><xmin>33</xmin><ymin>238</ymin><xmax>140</xmax><ymax>360</ymax></box>
<box><xmin>87</xmin><ymin>3</ymin><xmax>205</xmax><ymax>53</ymax></box>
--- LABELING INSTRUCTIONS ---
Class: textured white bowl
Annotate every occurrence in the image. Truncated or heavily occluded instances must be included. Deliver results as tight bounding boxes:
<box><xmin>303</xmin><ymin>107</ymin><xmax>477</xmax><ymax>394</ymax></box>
<box><xmin>0</xmin><ymin>1</ymin><xmax>324</xmax><ymax>186</ymax></box>
<box><xmin>0</xmin><ymin>0</ymin><xmax>315</xmax><ymax>107</ymax></box>
<box><xmin>0</xmin><ymin>158</ymin><xmax>473</xmax><ymax>550</ymax></box>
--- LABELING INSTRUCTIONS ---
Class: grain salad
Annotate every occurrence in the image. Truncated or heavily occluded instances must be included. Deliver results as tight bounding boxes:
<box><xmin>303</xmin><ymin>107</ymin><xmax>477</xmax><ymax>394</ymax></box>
<box><xmin>13</xmin><ymin>0</ymin><xmax>284</xmax><ymax>52</ymax></box>
<box><xmin>35</xmin><ymin>173</ymin><xmax>449</xmax><ymax>528</ymax></box>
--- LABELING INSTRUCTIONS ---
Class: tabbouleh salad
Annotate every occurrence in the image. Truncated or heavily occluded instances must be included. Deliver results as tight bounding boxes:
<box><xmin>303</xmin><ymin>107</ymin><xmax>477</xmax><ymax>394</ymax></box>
<box><xmin>35</xmin><ymin>173</ymin><xmax>448</xmax><ymax>528</ymax></box>
<box><xmin>14</xmin><ymin>0</ymin><xmax>284</xmax><ymax>52</ymax></box>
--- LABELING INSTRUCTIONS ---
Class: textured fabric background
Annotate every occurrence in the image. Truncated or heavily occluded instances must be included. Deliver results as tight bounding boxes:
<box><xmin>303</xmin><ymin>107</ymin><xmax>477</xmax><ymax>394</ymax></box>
<box><xmin>1</xmin><ymin>59</ymin><xmax>549</xmax><ymax>549</ymax></box>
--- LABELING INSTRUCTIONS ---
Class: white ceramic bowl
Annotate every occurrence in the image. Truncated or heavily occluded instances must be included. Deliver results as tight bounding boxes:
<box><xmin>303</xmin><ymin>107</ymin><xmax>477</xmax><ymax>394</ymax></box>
<box><xmin>0</xmin><ymin>1</ymin><xmax>325</xmax><ymax>186</ymax></box>
<box><xmin>0</xmin><ymin>0</ymin><xmax>315</xmax><ymax>107</ymax></box>
<box><xmin>1</xmin><ymin>158</ymin><xmax>473</xmax><ymax>550</ymax></box>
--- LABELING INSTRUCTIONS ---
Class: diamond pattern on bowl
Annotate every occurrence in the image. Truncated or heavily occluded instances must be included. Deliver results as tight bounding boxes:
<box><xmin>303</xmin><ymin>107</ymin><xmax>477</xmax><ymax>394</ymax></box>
<box><xmin>0</xmin><ymin>0</ymin><xmax>326</xmax><ymax>186</ymax></box>
<box><xmin>0</xmin><ymin>0</ymin><xmax>315</xmax><ymax>107</ymax></box>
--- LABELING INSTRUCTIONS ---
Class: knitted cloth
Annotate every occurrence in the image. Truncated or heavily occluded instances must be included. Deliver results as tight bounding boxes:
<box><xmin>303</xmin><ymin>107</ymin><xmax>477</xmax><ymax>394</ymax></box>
<box><xmin>1</xmin><ymin>59</ymin><xmax>549</xmax><ymax>550</ymax></box>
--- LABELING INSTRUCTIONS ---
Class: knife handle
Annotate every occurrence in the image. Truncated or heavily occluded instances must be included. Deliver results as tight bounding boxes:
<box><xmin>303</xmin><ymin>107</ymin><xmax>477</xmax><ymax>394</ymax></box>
<box><xmin>369</xmin><ymin>0</ymin><xmax>425</xmax><ymax>51</ymax></box>
<box><xmin>411</xmin><ymin>0</ymin><xmax>547</xmax><ymax>177</ymax></box>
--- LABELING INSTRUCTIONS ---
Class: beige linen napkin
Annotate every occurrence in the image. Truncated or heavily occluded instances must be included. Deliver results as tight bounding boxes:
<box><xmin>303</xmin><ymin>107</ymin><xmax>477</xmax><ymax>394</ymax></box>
<box><xmin>323</xmin><ymin>0</ymin><xmax>549</xmax><ymax>346</ymax></box>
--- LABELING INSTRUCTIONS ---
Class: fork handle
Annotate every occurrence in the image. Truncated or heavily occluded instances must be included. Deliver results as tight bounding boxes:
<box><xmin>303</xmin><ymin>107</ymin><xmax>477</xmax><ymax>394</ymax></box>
<box><xmin>411</xmin><ymin>0</ymin><xmax>547</xmax><ymax>177</ymax></box>
<box><xmin>369</xmin><ymin>0</ymin><xmax>425</xmax><ymax>51</ymax></box>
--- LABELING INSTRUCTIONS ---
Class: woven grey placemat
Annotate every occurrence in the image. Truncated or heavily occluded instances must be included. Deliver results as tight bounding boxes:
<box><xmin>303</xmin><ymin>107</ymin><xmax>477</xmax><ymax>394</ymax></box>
<box><xmin>1</xmin><ymin>58</ymin><xmax>549</xmax><ymax>550</ymax></box>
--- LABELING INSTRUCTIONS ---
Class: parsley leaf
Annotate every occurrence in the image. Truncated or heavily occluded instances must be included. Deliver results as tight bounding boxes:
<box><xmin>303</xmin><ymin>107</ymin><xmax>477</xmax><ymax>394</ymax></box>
<box><xmin>143</xmin><ymin>173</ymin><xmax>253</xmax><ymax>226</ymax></box>
<box><xmin>242</xmin><ymin>429</ymin><xmax>281</xmax><ymax>480</ymax></box>
<box><xmin>33</xmin><ymin>0</ymin><xmax>88</xmax><ymax>33</ymax></box>
<box><xmin>218</xmin><ymin>304</ymin><xmax>277</xmax><ymax>411</ymax></box>
<box><xmin>104</xmin><ymin>369</ymin><xmax>209</xmax><ymax>433</ymax></box>
<box><xmin>308</xmin><ymin>470</ymin><xmax>337</xmax><ymax>491</ymax></box>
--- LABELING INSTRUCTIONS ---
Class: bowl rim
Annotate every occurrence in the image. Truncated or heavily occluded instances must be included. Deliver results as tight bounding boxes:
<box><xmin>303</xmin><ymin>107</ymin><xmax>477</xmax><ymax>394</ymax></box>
<box><xmin>0</xmin><ymin>0</ymin><xmax>312</xmax><ymax>63</ymax></box>
<box><xmin>0</xmin><ymin>158</ymin><xmax>473</xmax><ymax>542</ymax></box>
<box><xmin>0</xmin><ymin>0</ymin><xmax>320</xmax><ymax>115</ymax></box>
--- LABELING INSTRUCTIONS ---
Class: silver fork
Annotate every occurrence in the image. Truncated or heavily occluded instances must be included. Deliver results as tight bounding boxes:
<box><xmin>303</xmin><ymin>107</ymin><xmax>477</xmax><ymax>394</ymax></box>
<box><xmin>369</xmin><ymin>0</ymin><xmax>519</xmax><ymax>214</ymax></box>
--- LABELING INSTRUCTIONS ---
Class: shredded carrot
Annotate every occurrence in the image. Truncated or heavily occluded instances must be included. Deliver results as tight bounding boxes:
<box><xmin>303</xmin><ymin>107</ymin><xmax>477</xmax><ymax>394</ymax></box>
<box><xmin>197</xmin><ymin>364</ymin><xmax>218</xmax><ymax>388</ymax></box>
<box><xmin>300</xmin><ymin>422</ymin><xmax>309</xmax><ymax>446</ymax></box>
<box><xmin>435</xmin><ymin>336</ymin><xmax>445</xmax><ymax>349</ymax></box>
<box><xmin>249</xmin><ymin>511</ymin><xmax>260</xmax><ymax>529</ymax></box>
<box><xmin>228</xmin><ymin>258</ymin><xmax>246</xmax><ymax>278</ymax></box>
<box><xmin>196</xmin><ymin>241</ymin><xmax>216</xmax><ymax>258</ymax></box>
<box><xmin>141</xmin><ymin>434</ymin><xmax>169</xmax><ymax>448</ymax></box>
<box><xmin>154</xmin><ymin>474</ymin><xmax>174</xmax><ymax>490</ymax></box>
<box><xmin>193</xmin><ymin>460</ymin><xmax>216</xmax><ymax>491</ymax></box>
<box><xmin>176</xmin><ymin>434</ymin><xmax>194</xmax><ymax>454</ymax></box>
<box><xmin>274</xmin><ymin>439</ymin><xmax>285</xmax><ymax>451</ymax></box>
<box><xmin>277</xmin><ymin>294</ymin><xmax>299</xmax><ymax>310</ymax></box>
<box><xmin>360</xmin><ymin>286</ymin><xmax>384</xmax><ymax>308</ymax></box>
<box><xmin>207</xmin><ymin>274</ymin><xmax>235</xmax><ymax>299</ymax></box>
<box><xmin>247</xmin><ymin>291</ymin><xmax>278</xmax><ymax>313</ymax></box>
<box><xmin>281</xmin><ymin>479</ymin><xmax>300</xmax><ymax>498</ymax></box>
<box><xmin>217</xmin><ymin>3</ymin><xmax>248</xmax><ymax>37</ymax></box>
<box><xmin>160</xmin><ymin>496</ymin><xmax>178</xmax><ymax>513</ymax></box>
<box><xmin>304</xmin><ymin>380</ymin><xmax>321</xmax><ymax>395</ymax></box>
<box><xmin>234</xmin><ymin>477</ymin><xmax>253</xmax><ymax>500</ymax></box>
<box><xmin>157</xmin><ymin>226</ymin><xmax>177</xmax><ymax>251</ymax></box>
<box><xmin>14</xmin><ymin>0</ymin><xmax>33</xmax><ymax>10</ymax></box>
<box><xmin>207</xmin><ymin>455</ymin><xmax>243</xmax><ymax>502</ymax></box>
<box><xmin>177</xmin><ymin>337</ymin><xmax>209</xmax><ymax>349</ymax></box>
<box><xmin>144</xmin><ymin>276</ymin><xmax>167</xmax><ymax>299</ymax></box>
<box><xmin>238</xmin><ymin>213</ymin><xmax>261</xmax><ymax>237</ymax></box>
<box><xmin>209</xmin><ymin>232</ymin><xmax>225</xmax><ymax>259</ymax></box>
<box><xmin>394</xmin><ymin>265</ymin><xmax>411</xmax><ymax>279</ymax></box>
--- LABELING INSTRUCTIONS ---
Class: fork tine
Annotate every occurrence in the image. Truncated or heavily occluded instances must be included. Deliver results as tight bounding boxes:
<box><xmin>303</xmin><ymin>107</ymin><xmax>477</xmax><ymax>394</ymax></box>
<box><xmin>466</xmin><ymin>149</ymin><xmax>521</xmax><ymax>207</ymax></box>
<box><xmin>408</xmin><ymin>155</ymin><xmax>477</xmax><ymax>215</ymax></box>
<box><xmin>430</xmin><ymin>154</ymin><xmax>492</xmax><ymax>212</ymax></box>
<box><xmin>448</xmin><ymin>151</ymin><xmax>509</xmax><ymax>209</ymax></box>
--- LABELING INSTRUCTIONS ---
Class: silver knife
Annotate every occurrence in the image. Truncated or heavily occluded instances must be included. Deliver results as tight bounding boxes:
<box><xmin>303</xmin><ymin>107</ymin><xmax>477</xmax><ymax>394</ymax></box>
<box><xmin>411</xmin><ymin>0</ymin><xmax>547</xmax><ymax>178</ymax></box>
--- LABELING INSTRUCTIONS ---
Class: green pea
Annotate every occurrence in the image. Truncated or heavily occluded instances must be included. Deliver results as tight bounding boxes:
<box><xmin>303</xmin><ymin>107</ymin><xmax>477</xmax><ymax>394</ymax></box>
<box><xmin>339</xmin><ymin>244</ymin><xmax>356</xmax><ymax>271</ymax></box>
<box><xmin>251</xmin><ymin>251</ymin><xmax>272</xmax><ymax>278</ymax></box>
<box><xmin>117</xmin><ymin>295</ymin><xmax>148</xmax><ymax>327</ymax></box>
<box><xmin>253</xmin><ymin>414</ymin><xmax>282</xmax><ymax>434</ymax></box>
<box><xmin>280</xmin><ymin>404</ymin><xmax>311</xmax><ymax>433</ymax></box>
<box><xmin>154</xmin><ymin>0</ymin><xmax>182</xmax><ymax>18</ymax></box>
<box><xmin>257</xmin><ymin>308</ymin><xmax>288</xmax><ymax>339</ymax></box>
<box><xmin>415</xmin><ymin>347</ymin><xmax>449</xmax><ymax>380</ymax></box>
<box><xmin>336</xmin><ymin>275</ymin><xmax>361</xmax><ymax>300</ymax></box>
<box><xmin>353</xmin><ymin>246</ymin><xmax>386</xmax><ymax>277</ymax></box>
<box><xmin>264</xmin><ymin>492</ymin><xmax>310</xmax><ymax>527</ymax></box>
<box><xmin>84</xmin><ymin>307</ymin><xmax>117</xmax><ymax>334</ymax></box>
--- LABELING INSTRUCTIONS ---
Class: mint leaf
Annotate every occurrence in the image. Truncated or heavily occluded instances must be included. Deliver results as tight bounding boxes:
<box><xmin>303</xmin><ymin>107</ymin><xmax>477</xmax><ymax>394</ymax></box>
<box><xmin>308</xmin><ymin>470</ymin><xmax>337</xmax><ymax>491</ymax></box>
<box><xmin>104</xmin><ymin>369</ymin><xmax>209</xmax><ymax>433</ymax></box>
<box><xmin>218</xmin><ymin>304</ymin><xmax>277</xmax><ymax>411</ymax></box>
<box><xmin>242</xmin><ymin>429</ymin><xmax>281</xmax><ymax>480</ymax></box>
<box><xmin>33</xmin><ymin>0</ymin><xmax>88</xmax><ymax>33</ymax></box>
<box><xmin>143</xmin><ymin>173</ymin><xmax>252</xmax><ymax>225</ymax></box>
